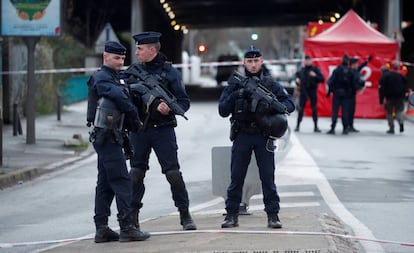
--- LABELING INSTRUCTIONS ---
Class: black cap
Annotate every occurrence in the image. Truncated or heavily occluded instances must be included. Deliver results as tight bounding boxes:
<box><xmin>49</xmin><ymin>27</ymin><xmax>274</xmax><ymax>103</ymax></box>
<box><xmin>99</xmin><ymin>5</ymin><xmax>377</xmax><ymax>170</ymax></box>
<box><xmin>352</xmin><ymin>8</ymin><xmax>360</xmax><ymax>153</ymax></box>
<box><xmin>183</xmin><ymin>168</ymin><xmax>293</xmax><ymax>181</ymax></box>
<box><xmin>305</xmin><ymin>55</ymin><xmax>312</xmax><ymax>60</ymax></box>
<box><xmin>350</xmin><ymin>57</ymin><xmax>359</xmax><ymax>64</ymax></box>
<box><xmin>244</xmin><ymin>45</ymin><xmax>262</xmax><ymax>58</ymax></box>
<box><xmin>133</xmin><ymin>31</ymin><xmax>162</xmax><ymax>45</ymax></box>
<box><xmin>104</xmin><ymin>41</ymin><xmax>127</xmax><ymax>55</ymax></box>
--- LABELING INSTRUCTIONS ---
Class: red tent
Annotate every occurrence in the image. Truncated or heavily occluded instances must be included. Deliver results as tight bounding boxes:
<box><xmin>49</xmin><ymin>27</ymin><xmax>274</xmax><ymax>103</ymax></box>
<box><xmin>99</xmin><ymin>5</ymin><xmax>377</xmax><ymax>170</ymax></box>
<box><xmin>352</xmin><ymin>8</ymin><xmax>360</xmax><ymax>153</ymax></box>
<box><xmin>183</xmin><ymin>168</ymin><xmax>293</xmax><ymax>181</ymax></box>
<box><xmin>304</xmin><ymin>10</ymin><xmax>399</xmax><ymax>118</ymax></box>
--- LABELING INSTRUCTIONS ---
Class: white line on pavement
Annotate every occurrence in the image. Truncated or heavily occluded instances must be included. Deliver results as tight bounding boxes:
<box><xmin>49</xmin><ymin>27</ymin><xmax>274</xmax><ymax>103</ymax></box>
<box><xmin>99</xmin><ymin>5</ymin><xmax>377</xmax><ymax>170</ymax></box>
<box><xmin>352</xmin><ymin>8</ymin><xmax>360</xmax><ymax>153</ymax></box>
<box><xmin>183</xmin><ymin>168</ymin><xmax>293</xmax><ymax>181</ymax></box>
<box><xmin>278</xmin><ymin>133</ymin><xmax>385</xmax><ymax>253</ymax></box>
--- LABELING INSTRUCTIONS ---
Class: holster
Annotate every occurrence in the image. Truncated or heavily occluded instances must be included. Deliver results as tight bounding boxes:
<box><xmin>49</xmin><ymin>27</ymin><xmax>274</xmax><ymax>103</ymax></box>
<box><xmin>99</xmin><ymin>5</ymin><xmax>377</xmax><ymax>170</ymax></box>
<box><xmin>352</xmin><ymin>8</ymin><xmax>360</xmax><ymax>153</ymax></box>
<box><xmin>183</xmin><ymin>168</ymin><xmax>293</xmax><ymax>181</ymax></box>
<box><xmin>89</xmin><ymin>128</ymin><xmax>111</xmax><ymax>145</ymax></box>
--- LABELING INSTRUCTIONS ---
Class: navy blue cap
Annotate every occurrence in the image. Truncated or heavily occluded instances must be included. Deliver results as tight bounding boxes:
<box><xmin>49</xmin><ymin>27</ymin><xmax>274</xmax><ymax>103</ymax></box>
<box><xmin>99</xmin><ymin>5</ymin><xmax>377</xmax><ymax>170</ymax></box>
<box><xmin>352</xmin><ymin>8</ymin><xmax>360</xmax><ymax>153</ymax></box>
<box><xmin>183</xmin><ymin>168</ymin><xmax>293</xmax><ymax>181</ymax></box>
<box><xmin>104</xmin><ymin>41</ymin><xmax>127</xmax><ymax>55</ymax></box>
<box><xmin>350</xmin><ymin>57</ymin><xmax>359</xmax><ymax>64</ymax></box>
<box><xmin>244</xmin><ymin>45</ymin><xmax>262</xmax><ymax>58</ymax></box>
<box><xmin>133</xmin><ymin>31</ymin><xmax>162</xmax><ymax>45</ymax></box>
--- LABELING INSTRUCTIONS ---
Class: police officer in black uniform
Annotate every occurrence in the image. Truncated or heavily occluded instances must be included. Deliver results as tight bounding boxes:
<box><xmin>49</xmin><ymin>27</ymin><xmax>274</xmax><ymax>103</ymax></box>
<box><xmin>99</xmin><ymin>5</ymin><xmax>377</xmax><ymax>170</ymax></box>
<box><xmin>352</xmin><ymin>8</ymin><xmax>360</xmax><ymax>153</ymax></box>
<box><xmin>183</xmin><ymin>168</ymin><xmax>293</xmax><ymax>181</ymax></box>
<box><xmin>326</xmin><ymin>54</ymin><xmax>355</xmax><ymax>135</ymax></box>
<box><xmin>87</xmin><ymin>41</ymin><xmax>150</xmax><ymax>243</ymax></box>
<box><xmin>294</xmin><ymin>55</ymin><xmax>325</xmax><ymax>132</ymax></box>
<box><xmin>121</xmin><ymin>32</ymin><xmax>196</xmax><ymax>230</ymax></box>
<box><xmin>218</xmin><ymin>46</ymin><xmax>295</xmax><ymax>229</ymax></box>
<box><xmin>347</xmin><ymin>56</ymin><xmax>370</xmax><ymax>132</ymax></box>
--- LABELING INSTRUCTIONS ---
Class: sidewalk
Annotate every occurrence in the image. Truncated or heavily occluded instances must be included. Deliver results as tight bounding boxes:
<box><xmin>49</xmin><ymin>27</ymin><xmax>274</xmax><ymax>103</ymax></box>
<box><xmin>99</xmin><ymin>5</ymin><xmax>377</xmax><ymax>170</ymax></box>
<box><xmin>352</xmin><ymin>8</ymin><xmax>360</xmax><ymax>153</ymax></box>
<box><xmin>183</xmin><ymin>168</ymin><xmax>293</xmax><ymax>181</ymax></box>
<box><xmin>38</xmin><ymin>210</ymin><xmax>358</xmax><ymax>253</ymax></box>
<box><xmin>0</xmin><ymin>101</ymin><xmax>93</xmax><ymax>189</ymax></box>
<box><xmin>0</xmin><ymin>101</ymin><xmax>365</xmax><ymax>253</ymax></box>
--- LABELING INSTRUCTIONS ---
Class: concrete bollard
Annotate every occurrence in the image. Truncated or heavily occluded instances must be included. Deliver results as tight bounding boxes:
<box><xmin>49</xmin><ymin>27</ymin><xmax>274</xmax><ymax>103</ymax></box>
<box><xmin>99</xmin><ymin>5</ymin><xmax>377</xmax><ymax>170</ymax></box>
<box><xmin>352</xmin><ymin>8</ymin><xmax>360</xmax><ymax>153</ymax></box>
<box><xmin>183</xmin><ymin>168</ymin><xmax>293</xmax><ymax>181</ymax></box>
<box><xmin>211</xmin><ymin>127</ymin><xmax>291</xmax><ymax>214</ymax></box>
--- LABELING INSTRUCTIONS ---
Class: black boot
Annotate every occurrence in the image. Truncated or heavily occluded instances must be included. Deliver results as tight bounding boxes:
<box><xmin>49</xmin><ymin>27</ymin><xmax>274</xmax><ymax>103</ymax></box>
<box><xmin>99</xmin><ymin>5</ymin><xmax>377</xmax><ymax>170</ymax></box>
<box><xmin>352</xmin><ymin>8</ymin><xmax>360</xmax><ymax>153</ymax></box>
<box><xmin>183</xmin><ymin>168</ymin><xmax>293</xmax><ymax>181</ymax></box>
<box><xmin>294</xmin><ymin>125</ymin><xmax>300</xmax><ymax>132</ymax></box>
<box><xmin>221</xmin><ymin>213</ymin><xmax>239</xmax><ymax>228</ymax></box>
<box><xmin>119</xmin><ymin>224</ymin><xmax>150</xmax><ymax>242</ymax></box>
<box><xmin>267</xmin><ymin>213</ymin><xmax>282</xmax><ymax>229</ymax></box>
<box><xmin>399</xmin><ymin>123</ymin><xmax>404</xmax><ymax>133</ymax></box>
<box><xmin>94</xmin><ymin>225</ymin><xmax>119</xmax><ymax>243</ymax></box>
<box><xmin>327</xmin><ymin>129</ymin><xmax>335</xmax><ymax>135</ymax></box>
<box><xmin>179</xmin><ymin>208</ymin><xmax>197</xmax><ymax>230</ymax></box>
<box><xmin>386</xmin><ymin>128</ymin><xmax>395</xmax><ymax>134</ymax></box>
<box><xmin>131</xmin><ymin>208</ymin><xmax>140</xmax><ymax>230</ymax></box>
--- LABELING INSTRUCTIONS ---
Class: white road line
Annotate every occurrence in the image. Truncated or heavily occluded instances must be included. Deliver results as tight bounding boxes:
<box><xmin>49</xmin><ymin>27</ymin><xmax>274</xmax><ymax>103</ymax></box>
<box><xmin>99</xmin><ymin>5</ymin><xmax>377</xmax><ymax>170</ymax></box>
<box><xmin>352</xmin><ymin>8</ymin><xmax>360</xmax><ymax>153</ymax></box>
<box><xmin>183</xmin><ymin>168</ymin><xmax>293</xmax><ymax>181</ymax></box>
<box><xmin>190</xmin><ymin>191</ymin><xmax>317</xmax><ymax>213</ymax></box>
<box><xmin>251</xmin><ymin>191</ymin><xmax>315</xmax><ymax>199</ymax></box>
<box><xmin>278</xmin><ymin>133</ymin><xmax>385</xmax><ymax>253</ymax></box>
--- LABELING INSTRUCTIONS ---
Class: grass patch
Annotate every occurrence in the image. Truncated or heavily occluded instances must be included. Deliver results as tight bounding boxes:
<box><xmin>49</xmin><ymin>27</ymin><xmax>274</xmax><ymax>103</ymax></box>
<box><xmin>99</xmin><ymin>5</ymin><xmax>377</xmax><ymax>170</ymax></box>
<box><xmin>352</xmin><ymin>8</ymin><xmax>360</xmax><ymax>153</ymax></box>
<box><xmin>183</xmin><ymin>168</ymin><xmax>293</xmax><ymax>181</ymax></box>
<box><xmin>65</xmin><ymin>141</ymin><xmax>90</xmax><ymax>153</ymax></box>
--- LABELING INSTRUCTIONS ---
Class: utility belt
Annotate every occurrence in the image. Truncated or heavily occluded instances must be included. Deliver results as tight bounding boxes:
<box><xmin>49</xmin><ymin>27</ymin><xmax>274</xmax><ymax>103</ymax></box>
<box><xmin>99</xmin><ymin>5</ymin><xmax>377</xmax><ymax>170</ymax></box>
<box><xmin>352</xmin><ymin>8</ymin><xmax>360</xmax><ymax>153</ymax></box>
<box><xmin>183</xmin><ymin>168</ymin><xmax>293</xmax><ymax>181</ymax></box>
<box><xmin>144</xmin><ymin>119</ymin><xmax>177</xmax><ymax>129</ymax></box>
<box><xmin>89</xmin><ymin>127</ymin><xmax>124</xmax><ymax>146</ymax></box>
<box><xmin>230</xmin><ymin>119</ymin><xmax>262</xmax><ymax>141</ymax></box>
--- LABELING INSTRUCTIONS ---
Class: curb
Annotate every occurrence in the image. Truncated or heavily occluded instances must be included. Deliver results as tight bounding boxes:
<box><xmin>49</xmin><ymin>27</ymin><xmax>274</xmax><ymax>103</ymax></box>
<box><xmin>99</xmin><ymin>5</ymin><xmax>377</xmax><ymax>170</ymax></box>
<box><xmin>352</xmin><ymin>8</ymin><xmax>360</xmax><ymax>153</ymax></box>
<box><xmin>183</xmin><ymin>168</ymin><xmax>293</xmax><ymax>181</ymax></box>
<box><xmin>0</xmin><ymin>147</ymin><xmax>95</xmax><ymax>190</ymax></box>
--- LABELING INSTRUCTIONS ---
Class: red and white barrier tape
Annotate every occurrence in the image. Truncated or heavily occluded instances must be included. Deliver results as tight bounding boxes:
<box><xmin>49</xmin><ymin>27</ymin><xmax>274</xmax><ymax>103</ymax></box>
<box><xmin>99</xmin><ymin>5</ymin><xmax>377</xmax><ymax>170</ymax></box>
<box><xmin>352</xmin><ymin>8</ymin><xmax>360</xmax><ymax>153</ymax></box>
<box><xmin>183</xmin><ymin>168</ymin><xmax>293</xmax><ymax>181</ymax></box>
<box><xmin>1</xmin><ymin>57</ymin><xmax>413</xmax><ymax>75</ymax></box>
<box><xmin>1</xmin><ymin>229</ymin><xmax>413</xmax><ymax>249</ymax></box>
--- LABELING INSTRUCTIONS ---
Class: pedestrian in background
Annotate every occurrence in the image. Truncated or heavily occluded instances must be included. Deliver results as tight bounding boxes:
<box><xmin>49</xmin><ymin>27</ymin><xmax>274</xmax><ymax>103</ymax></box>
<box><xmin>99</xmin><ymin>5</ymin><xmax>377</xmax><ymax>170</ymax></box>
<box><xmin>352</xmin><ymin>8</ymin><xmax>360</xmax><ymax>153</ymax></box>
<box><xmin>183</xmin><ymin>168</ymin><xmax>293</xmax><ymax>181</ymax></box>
<box><xmin>379</xmin><ymin>60</ymin><xmax>408</xmax><ymax>134</ymax></box>
<box><xmin>294</xmin><ymin>55</ymin><xmax>325</xmax><ymax>132</ymax></box>
<box><xmin>122</xmin><ymin>31</ymin><xmax>197</xmax><ymax>230</ymax></box>
<box><xmin>326</xmin><ymin>54</ymin><xmax>355</xmax><ymax>135</ymax></box>
<box><xmin>347</xmin><ymin>56</ymin><xmax>371</xmax><ymax>132</ymax></box>
<box><xmin>87</xmin><ymin>41</ymin><xmax>150</xmax><ymax>243</ymax></box>
<box><xmin>218</xmin><ymin>45</ymin><xmax>295</xmax><ymax>229</ymax></box>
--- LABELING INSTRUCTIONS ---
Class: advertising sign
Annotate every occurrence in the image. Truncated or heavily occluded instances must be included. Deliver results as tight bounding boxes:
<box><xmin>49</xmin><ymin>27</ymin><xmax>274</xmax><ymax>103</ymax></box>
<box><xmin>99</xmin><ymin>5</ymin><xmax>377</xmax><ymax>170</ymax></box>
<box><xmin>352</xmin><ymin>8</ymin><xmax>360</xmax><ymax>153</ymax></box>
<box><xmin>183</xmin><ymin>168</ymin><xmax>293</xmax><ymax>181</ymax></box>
<box><xmin>1</xmin><ymin>0</ymin><xmax>60</xmax><ymax>36</ymax></box>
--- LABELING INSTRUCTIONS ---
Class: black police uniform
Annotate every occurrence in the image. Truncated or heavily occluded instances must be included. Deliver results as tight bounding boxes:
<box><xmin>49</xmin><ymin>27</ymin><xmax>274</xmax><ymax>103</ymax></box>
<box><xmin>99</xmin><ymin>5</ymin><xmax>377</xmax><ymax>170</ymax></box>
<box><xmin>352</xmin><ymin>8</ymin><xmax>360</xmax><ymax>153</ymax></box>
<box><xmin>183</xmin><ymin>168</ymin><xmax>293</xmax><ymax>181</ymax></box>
<box><xmin>218</xmin><ymin>46</ymin><xmax>295</xmax><ymax>229</ymax></box>
<box><xmin>294</xmin><ymin>56</ymin><xmax>325</xmax><ymax>132</ymax></box>
<box><xmin>122</xmin><ymin>32</ymin><xmax>196</xmax><ymax>230</ymax></box>
<box><xmin>379</xmin><ymin>66</ymin><xmax>408</xmax><ymax>134</ymax></box>
<box><xmin>87</xmin><ymin>41</ymin><xmax>149</xmax><ymax>242</ymax></box>
<box><xmin>326</xmin><ymin>57</ymin><xmax>355</xmax><ymax>135</ymax></box>
<box><xmin>348</xmin><ymin>57</ymin><xmax>368</xmax><ymax>132</ymax></box>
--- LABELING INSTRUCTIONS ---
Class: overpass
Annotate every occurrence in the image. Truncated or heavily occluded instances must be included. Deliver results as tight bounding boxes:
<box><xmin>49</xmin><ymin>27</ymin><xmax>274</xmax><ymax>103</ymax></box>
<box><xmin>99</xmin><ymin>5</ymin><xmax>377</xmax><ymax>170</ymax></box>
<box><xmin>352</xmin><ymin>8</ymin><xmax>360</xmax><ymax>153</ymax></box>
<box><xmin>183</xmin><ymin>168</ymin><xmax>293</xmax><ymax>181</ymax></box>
<box><xmin>131</xmin><ymin>0</ymin><xmax>408</xmax><ymax>62</ymax></box>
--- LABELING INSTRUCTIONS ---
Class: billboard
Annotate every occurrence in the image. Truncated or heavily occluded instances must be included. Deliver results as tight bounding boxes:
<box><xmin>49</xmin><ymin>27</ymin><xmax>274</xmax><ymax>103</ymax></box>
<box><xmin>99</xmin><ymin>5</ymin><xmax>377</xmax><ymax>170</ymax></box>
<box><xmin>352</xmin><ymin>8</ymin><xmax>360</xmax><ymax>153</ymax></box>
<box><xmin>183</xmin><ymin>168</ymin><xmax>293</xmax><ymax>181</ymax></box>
<box><xmin>1</xmin><ymin>0</ymin><xmax>60</xmax><ymax>36</ymax></box>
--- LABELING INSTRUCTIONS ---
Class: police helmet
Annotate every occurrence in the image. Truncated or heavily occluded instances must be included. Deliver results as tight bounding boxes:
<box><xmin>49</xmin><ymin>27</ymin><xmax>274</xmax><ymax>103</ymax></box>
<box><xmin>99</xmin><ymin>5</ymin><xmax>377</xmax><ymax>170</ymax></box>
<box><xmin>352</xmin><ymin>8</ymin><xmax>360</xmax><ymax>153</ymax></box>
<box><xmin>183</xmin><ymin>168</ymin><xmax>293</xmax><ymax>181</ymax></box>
<box><xmin>256</xmin><ymin>113</ymin><xmax>288</xmax><ymax>138</ymax></box>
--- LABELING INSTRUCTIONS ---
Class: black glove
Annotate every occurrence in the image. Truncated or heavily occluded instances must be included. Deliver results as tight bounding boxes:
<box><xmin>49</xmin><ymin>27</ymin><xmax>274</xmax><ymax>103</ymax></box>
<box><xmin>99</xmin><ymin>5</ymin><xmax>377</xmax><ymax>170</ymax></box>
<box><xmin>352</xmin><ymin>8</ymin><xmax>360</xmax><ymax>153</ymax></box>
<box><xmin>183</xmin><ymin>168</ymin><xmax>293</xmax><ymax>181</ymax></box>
<box><xmin>367</xmin><ymin>55</ymin><xmax>373</xmax><ymax>62</ymax></box>
<box><xmin>231</xmin><ymin>88</ymin><xmax>249</xmax><ymax>99</ymax></box>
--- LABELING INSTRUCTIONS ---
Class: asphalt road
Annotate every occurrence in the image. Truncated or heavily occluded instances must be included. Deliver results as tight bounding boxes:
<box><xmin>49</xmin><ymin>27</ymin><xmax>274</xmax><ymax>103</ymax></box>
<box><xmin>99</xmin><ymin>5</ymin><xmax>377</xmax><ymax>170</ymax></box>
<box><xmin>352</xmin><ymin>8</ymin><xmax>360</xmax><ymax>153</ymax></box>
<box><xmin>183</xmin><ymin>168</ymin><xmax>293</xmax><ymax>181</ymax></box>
<box><xmin>1</xmin><ymin>102</ymin><xmax>413</xmax><ymax>253</ymax></box>
<box><xmin>293</xmin><ymin>114</ymin><xmax>414</xmax><ymax>253</ymax></box>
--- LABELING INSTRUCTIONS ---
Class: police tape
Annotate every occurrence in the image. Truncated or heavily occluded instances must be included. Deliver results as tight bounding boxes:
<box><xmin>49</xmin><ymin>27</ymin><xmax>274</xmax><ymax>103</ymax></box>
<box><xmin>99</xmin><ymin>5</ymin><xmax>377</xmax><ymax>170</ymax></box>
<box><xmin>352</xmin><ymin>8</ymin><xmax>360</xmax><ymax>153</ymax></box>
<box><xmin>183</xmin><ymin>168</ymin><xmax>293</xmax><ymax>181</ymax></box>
<box><xmin>1</xmin><ymin>229</ymin><xmax>413</xmax><ymax>249</ymax></box>
<box><xmin>1</xmin><ymin>57</ymin><xmax>413</xmax><ymax>75</ymax></box>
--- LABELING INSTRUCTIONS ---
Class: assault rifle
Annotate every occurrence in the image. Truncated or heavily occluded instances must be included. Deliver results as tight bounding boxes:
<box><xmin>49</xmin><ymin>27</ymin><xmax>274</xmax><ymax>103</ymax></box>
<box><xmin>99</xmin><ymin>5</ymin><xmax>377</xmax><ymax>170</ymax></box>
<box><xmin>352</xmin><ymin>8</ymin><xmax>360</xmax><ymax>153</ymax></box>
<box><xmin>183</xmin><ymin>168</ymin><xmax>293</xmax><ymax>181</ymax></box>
<box><xmin>127</xmin><ymin>66</ymin><xmax>188</xmax><ymax>120</ymax></box>
<box><xmin>229</xmin><ymin>71</ymin><xmax>288</xmax><ymax>115</ymax></box>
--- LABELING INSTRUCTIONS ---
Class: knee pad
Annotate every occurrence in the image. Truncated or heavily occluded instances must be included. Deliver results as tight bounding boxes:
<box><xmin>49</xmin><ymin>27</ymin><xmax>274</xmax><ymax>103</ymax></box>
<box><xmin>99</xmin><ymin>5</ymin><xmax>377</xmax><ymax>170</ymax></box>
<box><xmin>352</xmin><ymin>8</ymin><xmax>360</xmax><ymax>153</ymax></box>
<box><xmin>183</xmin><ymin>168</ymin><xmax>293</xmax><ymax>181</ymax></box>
<box><xmin>130</xmin><ymin>167</ymin><xmax>146</xmax><ymax>184</ymax></box>
<box><xmin>165</xmin><ymin>170</ymin><xmax>185</xmax><ymax>187</ymax></box>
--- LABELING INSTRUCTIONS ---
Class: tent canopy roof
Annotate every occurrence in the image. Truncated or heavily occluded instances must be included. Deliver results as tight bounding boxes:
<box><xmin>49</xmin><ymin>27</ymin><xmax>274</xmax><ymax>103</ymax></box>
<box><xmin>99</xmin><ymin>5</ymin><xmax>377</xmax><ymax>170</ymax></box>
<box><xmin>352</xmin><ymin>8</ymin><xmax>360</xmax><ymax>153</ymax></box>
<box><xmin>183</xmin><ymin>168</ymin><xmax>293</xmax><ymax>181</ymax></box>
<box><xmin>305</xmin><ymin>10</ymin><xmax>397</xmax><ymax>45</ymax></box>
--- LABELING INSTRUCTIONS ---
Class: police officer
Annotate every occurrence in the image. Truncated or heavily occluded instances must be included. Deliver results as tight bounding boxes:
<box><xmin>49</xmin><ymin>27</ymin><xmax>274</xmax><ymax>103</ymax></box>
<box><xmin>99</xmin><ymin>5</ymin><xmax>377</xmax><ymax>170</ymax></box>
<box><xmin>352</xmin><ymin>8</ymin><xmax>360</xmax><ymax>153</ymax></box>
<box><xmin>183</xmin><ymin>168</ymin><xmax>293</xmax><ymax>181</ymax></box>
<box><xmin>87</xmin><ymin>41</ymin><xmax>150</xmax><ymax>243</ymax></box>
<box><xmin>348</xmin><ymin>56</ymin><xmax>370</xmax><ymax>132</ymax></box>
<box><xmin>326</xmin><ymin>54</ymin><xmax>355</xmax><ymax>135</ymax></box>
<box><xmin>218</xmin><ymin>46</ymin><xmax>295</xmax><ymax>229</ymax></box>
<box><xmin>294</xmin><ymin>55</ymin><xmax>325</xmax><ymax>132</ymax></box>
<box><xmin>379</xmin><ymin>60</ymin><xmax>408</xmax><ymax>134</ymax></box>
<box><xmin>122</xmin><ymin>32</ymin><xmax>196</xmax><ymax>230</ymax></box>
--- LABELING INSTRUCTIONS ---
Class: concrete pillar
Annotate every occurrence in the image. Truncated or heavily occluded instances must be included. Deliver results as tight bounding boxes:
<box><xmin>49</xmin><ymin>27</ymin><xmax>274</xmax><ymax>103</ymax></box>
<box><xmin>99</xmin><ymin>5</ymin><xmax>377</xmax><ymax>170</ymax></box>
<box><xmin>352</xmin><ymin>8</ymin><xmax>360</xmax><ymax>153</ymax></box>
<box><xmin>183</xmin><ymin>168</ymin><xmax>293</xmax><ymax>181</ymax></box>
<box><xmin>131</xmin><ymin>0</ymin><xmax>144</xmax><ymax>63</ymax></box>
<box><xmin>384</xmin><ymin>0</ymin><xmax>401</xmax><ymax>42</ymax></box>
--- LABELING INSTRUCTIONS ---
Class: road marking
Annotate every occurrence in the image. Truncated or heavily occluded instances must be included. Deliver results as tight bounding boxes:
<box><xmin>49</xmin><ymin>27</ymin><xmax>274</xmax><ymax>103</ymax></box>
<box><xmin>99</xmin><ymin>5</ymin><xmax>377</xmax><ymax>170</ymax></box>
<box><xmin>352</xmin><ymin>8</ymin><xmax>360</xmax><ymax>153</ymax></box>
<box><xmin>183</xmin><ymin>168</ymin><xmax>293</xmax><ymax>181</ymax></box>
<box><xmin>278</xmin><ymin>133</ymin><xmax>385</xmax><ymax>253</ymax></box>
<box><xmin>251</xmin><ymin>191</ymin><xmax>315</xmax><ymax>199</ymax></box>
